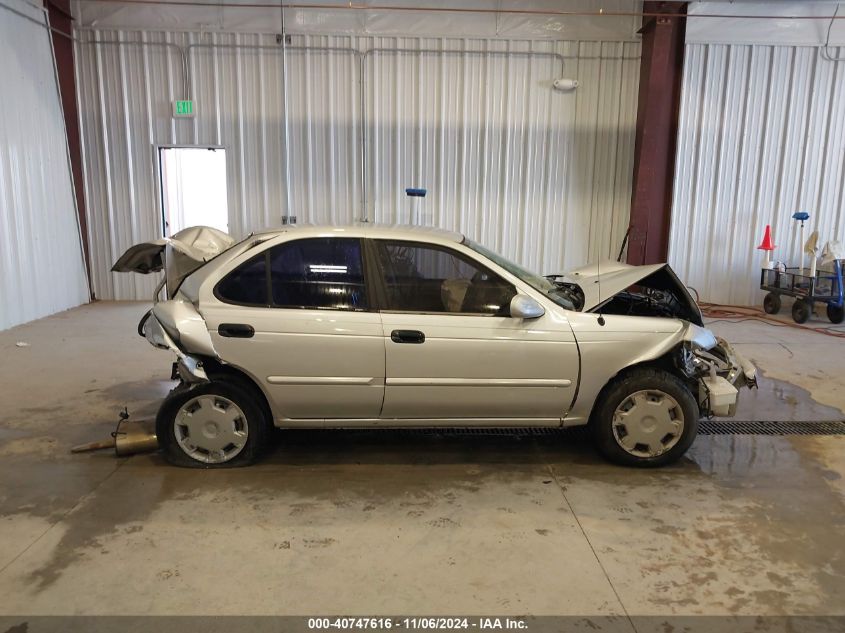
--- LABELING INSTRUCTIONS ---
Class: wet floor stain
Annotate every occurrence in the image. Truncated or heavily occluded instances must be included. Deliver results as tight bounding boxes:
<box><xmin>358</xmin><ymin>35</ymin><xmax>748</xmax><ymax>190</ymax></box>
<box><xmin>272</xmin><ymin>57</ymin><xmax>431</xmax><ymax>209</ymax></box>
<box><xmin>558</xmin><ymin>433</ymin><xmax>845</xmax><ymax>614</ymax></box>
<box><xmin>96</xmin><ymin>379</ymin><xmax>174</xmax><ymax>404</ymax></box>
<box><xmin>716</xmin><ymin>370</ymin><xmax>845</xmax><ymax>422</ymax></box>
<box><xmin>0</xmin><ymin>429</ymin><xmax>840</xmax><ymax>616</ymax></box>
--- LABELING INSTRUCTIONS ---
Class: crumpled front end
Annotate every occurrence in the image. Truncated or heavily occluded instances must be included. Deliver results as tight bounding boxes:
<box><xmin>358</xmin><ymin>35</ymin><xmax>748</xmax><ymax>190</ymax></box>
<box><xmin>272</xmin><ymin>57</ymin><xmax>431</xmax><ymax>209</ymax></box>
<box><xmin>675</xmin><ymin>328</ymin><xmax>757</xmax><ymax>417</ymax></box>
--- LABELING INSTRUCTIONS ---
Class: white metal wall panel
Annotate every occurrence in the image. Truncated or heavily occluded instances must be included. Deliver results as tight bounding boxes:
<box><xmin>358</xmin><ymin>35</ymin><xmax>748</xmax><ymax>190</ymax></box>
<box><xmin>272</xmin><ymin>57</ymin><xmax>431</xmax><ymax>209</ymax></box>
<box><xmin>0</xmin><ymin>1</ymin><xmax>89</xmax><ymax>330</ymax></box>
<box><xmin>75</xmin><ymin>29</ymin><xmax>640</xmax><ymax>300</ymax></box>
<box><xmin>368</xmin><ymin>39</ymin><xmax>640</xmax><ymax>276</ymax></box>
<box><xmin>669</xmin><ymin>43</ymin><xmax>845</xmax><ymax>306</ymax></box>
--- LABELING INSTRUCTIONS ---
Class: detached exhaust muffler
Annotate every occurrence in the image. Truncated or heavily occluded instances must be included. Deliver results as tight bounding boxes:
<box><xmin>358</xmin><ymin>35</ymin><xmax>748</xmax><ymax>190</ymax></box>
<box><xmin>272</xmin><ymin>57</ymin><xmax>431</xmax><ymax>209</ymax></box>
<box><xmin>114</xmin><ymin>415</ymin><xmax>158</xmax><ymax>456</ymax></box>
<box><xmin>71</xmin><ymin>408</ymin><xmax>158</xmax><ymax>457</ymax></box>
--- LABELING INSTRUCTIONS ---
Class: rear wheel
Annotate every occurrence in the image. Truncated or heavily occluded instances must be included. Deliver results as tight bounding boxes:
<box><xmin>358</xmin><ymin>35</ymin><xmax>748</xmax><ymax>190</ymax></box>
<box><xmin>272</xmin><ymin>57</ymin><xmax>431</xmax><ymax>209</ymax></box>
<box><xmin>591</xmin><ymin>368</ymin><xmax>699</xmax><ymax>468</ymax></box>
<box><xmin>792</xmin><ymin>299</ymin><xmax>811</xmax><ymax>324</ymax></box>
<box><xmin>156</xmin><ymin>380</ymin><xmax>270</xmax><ymax>468</ymax></box>
<box><xmin>828</xmin><ymin>303</ymin><xmax>845</xmax><ymax>324</ymax></box>
<box><xmin>763</xmin><ymin>292</ymin><xmax>781</xmax><ymax>314</ymax></box>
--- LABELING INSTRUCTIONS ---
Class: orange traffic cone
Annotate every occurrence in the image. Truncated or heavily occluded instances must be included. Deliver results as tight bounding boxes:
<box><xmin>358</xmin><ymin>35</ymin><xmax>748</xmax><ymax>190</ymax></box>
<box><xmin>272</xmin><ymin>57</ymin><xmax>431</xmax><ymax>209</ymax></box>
<box><xmin>757</xmin><ymin>224</ymin><xmax>776</xmax><ymax>251</ymax></box>
<box><xmin>757</xmin><ymin>224</ymin><xmax>776</xmax><ymax>270</ymax></box>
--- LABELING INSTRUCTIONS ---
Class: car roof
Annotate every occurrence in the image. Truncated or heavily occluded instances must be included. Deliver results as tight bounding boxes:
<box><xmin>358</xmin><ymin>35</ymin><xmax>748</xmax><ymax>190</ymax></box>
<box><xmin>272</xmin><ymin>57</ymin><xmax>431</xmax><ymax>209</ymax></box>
<box><xmin>251</xmin><ymin>223</ymin><xmax>464</xmax><ymax>245</ymax></box>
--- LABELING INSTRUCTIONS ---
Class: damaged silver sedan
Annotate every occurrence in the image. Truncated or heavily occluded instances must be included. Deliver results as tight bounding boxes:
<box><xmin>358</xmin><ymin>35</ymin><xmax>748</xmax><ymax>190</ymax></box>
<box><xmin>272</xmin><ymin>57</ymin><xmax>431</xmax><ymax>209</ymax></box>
<box><xmin>114</xmin><ymin>225</ymin><xmax>756</xmax><ymax>468</ymax></box>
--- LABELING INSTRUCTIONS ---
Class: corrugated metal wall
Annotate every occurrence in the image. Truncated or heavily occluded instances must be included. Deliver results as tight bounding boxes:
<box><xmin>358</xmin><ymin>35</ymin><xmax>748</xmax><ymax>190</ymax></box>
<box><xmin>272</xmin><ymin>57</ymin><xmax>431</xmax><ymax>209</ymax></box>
<box><xmin>75</xmin><ymin>30</ymin><xmax>640</xmax><ymax>301</ymax></box>
<box><xmin>0</xmin><ymin>1</ymin><xmax>89</xmax><ymax>331</ymax></box>
<box><xmin>669</xmin><ymin>43</ymin><xmax>845</xmax><ymax>306</ymax></box>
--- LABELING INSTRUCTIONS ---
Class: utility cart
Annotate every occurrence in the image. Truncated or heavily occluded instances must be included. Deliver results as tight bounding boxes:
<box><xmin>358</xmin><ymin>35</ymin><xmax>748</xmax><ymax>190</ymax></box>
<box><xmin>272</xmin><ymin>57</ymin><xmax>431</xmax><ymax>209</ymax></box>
<box><xmin>760</xmin><ymin>259</ymin><xmax>844</xmax><ymax>324</ymax></box>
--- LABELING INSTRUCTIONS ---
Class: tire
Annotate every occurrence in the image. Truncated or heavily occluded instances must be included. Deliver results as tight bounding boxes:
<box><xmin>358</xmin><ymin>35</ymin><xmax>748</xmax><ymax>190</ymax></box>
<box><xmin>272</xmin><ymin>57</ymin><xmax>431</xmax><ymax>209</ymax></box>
<box><xmin>763</xmin><ymin>292</ymin><xmax>781</xmax><ymax>314</ymax></box>
<box><xmin>827</xmin><ymin>303</ymin><xmax>845</xmax><ymax>324</ymax></box>
<box><xmin>156</xmin><ymin>379</ymin><xmax>271</xmax><ymax>468</ymax></box>
<box><xmin>590</xmin><ymin>368</ymin><xmax>699</xmax><ymax>468</ymax></box>
<box><xmin>792</xmin><ymin>299</ymin><xmax>811</xmax><ymax>324</ymax></box>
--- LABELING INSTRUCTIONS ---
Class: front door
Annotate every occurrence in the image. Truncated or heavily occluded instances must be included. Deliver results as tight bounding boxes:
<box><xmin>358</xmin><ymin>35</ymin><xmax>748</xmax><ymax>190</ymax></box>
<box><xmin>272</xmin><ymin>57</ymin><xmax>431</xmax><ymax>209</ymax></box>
<box><xmin>202</xmin><ymin>237</ymin><xmax>385</xmax><ymax>420</ymax></box>
<box><xmin>372</xmin><ymin>240</ymin><xmax>578</xmax><ymax>421</ymax></box>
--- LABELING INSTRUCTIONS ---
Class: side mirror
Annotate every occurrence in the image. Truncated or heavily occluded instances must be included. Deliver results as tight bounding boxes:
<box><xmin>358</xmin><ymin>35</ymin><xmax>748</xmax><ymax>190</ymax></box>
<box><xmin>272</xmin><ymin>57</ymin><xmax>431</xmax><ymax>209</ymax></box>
<box><xmin>509</xmin><ymin>294</ymin><xmax>545</xmax><ymax>319</ymax></box>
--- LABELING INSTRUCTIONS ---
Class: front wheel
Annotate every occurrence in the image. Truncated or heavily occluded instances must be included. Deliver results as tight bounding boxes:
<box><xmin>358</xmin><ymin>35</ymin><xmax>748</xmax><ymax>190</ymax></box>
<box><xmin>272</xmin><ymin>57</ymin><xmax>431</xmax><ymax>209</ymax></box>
<box><xmin>156</xmin><ymin>380</ymin><xmax>271</xmax><ymax>468</ymax></box>
<box><xmin>591</xmin><ymin>368</ymin><xmax>699</xmax><ymax>468</ymax></box>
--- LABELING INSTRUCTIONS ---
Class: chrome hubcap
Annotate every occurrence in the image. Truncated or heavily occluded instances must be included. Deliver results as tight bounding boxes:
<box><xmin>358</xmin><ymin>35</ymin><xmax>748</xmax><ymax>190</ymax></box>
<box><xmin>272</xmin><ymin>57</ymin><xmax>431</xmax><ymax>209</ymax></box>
<box><xmin>612</xmin><ymin>390</ymin><xmax>684</xmax><ymax>458</ymax></box>
<box><xmin>174</xmin><ymin>395</ymin><xmax>248</xmax><ymax>464</ymax></box>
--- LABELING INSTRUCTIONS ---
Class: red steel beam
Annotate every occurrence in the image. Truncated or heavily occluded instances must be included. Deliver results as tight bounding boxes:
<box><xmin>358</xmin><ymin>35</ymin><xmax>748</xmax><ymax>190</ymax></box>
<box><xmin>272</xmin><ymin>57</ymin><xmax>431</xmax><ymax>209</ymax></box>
<box><xmin>45</xmin><ymin>0</ymin><xmax>92</xmax><ymax>296</ymax></box>
<box><xmin>626</xmin><ymin>1</ymin><xmax>687</xmax><ymax>265</ymax></box>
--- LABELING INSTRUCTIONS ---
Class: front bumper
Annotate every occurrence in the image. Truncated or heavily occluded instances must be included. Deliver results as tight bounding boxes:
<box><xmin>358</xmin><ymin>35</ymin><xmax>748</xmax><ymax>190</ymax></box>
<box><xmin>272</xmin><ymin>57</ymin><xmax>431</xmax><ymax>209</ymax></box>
<box><xmin>681</xmin><ymin>337</ymin><xmax>757</xmax><ymax>417</ymax></box>
<box><xmin>718</xmin><ymin>338</ymin><xmax>758</xmax><ymax>390</ymax></box>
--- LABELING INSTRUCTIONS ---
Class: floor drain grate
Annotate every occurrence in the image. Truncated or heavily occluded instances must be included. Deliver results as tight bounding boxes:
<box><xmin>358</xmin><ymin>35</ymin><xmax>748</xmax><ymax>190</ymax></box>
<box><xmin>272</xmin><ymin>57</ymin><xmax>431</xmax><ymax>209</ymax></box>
<box><xmin>697</xmin><ymin>420</ymin><xmax>845</xmax><ymax>436</ymax></box>
<box><xmin>401</xmin><ymin>422</ymin><xmax>845</xmax><ymax>437</ymax></box>
<box><xmin>287</xmin><ymin>422</ymin><xmax>845</xmax><ymax>438</ymax></box>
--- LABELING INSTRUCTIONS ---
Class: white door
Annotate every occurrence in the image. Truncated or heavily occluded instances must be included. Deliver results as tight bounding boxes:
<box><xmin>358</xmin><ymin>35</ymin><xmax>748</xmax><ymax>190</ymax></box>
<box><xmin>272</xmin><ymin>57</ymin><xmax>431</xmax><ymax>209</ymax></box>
<box><xmin>373</xmin><ymin>240</ymin><xmax>579</xmax><ymax>422</ymax></box>
<box><xmin>202</xmin><ymin>237</ymin><xmax>384</xmax><ymax>420</ymax></box>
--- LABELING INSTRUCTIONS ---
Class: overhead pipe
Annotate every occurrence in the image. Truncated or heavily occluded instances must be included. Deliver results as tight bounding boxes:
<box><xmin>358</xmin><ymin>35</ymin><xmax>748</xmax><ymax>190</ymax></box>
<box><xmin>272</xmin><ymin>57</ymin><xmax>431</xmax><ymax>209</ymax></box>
<box><xmin>74</xmin><ymin>29</ymin><xmax>190</xmax><ymax>97</ymax></box>
<box><xmin>821</xmin><ymin>4</ymin><xmax>845</xmax><ymax>62</ymax></box>
<box><xmin>2</xmin><ymin>10</ymin><xmax>191</xmax><ymax>103</ymax></box>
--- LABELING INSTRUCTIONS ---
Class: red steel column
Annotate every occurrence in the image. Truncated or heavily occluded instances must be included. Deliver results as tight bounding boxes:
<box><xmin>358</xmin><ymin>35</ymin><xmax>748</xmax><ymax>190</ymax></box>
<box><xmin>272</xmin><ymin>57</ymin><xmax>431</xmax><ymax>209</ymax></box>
<box><xmin>45</xmin><ymin>0</ymin><xmax>92</xmax><ymax>295</ymax></box>
<box><xmin>626</xmin><ymin>1</ymin><xmax>687</xmax><ymax>265</ymax></box>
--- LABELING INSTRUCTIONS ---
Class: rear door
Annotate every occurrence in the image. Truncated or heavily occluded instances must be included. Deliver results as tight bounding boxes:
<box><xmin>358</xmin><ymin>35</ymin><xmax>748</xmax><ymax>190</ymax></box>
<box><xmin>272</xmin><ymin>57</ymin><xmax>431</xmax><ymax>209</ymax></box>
<box><xmin>201</xmin><ymin>237</ymin><xmax>385</xmax><ymax>420</ymax></box>
<box><xmin>372</xmin><ymin>239</ymin><xmax>578</xmax><ymax>422</ymax></box>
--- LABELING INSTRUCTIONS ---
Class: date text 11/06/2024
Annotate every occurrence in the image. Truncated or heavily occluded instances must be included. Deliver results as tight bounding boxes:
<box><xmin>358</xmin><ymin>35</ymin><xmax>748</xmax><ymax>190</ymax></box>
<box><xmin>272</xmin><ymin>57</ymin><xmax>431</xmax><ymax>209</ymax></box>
<box><xmin>307</xmin><ymin>617</ymin><xmax>528</xmax><ymax>630</ymax></box>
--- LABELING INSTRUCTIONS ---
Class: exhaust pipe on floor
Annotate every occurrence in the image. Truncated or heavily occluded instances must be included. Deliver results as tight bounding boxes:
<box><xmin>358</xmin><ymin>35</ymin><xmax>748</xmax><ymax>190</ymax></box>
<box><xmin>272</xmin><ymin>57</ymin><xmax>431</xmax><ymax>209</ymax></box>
<box><xmin>70</xmin><ymin>408</ymin><xmax>159</xmax><ymax>457</ymax></box>
<box><xmin>113</xmin><ymin>416</ymin><xmax>158</xmax><ymax>456</ymax></box>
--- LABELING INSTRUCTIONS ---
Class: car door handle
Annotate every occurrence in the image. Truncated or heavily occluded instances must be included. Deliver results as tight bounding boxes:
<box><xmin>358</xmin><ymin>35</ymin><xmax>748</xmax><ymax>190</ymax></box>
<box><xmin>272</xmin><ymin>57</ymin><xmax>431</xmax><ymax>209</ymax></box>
<box><xmin>391</xmin><ymin>329</ymin><xmax>425</xmax><ymax>344</ymax></box>
<box><xmin>218</xmin><ymin>323</ymin><xmax>255</xmax><ymax>338</ymax></box>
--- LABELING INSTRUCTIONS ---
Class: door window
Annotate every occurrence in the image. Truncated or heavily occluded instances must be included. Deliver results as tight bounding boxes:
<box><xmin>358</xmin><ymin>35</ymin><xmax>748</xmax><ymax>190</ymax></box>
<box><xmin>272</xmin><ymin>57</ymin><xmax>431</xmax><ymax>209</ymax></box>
<box><xmin>375</xmin><ymin>241</ymin><xmax>515</xmax><ymax>314</ymax></box>
<box><xmin>269</xmin><ymin>238</ymin><xmax>368</xmax><ymax>311</ymax></box>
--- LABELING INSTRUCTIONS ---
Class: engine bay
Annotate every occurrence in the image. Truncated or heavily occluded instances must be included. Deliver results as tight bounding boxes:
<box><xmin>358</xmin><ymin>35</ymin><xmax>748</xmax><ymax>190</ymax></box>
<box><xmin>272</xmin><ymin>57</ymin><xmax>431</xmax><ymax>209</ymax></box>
<box><xmin>598</xmin><ymin>286</ymin><xmax>691</xmax><ymax>320</ymax></box>
<box><xmin>548</xmin><ymin>265</ymin><xmax>704</xmax><ymax>326</ymax></box>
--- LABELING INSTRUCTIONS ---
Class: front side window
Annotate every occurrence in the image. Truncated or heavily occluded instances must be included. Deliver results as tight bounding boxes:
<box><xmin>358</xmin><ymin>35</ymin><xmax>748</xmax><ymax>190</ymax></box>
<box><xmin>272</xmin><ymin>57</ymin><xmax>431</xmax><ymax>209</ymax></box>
<box><xmin>375</xmin><ymin>241</ymin><xmax>515</xmax><ymax>315</ymax></box>
<box><xmin>463</xmin><ymin>238</ymin><xmax>577</xmax><ymax>311</ymax></box>
<box><xmin>269</xmin><ymin>238</ymin><xmax>368</xmax><ymax>311</ymax></box>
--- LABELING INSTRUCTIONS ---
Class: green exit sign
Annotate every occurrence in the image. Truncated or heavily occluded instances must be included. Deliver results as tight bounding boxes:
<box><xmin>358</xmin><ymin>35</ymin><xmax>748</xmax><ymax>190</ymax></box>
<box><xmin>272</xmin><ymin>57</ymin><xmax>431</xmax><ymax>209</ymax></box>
<box><xmin>173</xmin><ymin>100</ymin><xmax>194</xmax><ymax>118</ymax></box>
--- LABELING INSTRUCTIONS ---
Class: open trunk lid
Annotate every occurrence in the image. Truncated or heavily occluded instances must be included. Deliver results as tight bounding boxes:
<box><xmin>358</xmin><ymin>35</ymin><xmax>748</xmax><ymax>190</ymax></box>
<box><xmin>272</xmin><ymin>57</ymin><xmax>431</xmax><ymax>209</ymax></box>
<box><xmin>111</xmin><ymin>226</ymin><xmax>234</xmax><ymax>299</ymax></box>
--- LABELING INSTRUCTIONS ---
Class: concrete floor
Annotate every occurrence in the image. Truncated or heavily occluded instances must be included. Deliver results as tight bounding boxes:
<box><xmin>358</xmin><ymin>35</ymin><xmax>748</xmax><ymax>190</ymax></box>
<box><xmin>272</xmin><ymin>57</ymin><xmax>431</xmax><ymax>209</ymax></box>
<box><xmin>0</xmin><ymin>301</ymin><xmax>844</xmax><ymax>619</ymax></box>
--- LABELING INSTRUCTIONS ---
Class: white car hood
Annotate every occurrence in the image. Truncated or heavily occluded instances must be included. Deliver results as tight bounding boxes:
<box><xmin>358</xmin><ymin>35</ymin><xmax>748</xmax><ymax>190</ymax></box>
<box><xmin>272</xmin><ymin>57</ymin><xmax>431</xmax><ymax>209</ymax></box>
<box><xmin>112</xmin><ymin>226</ymin><xmax>234</xmax><ymax>298</ymax></box>
<box><xmin>557</xmin><ymin>260</ymin><xmax>666</xmax><ymax>311</ymax></box>
<box><xmin>554</xmin><ymin>260</ymin><xmax>704</xmax><ymax>326</ymax></box>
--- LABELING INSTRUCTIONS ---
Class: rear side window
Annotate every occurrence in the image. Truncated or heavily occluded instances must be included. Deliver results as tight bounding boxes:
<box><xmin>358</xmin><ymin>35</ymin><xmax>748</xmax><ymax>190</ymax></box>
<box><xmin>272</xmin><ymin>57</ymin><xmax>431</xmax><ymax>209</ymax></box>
<box><xmin>269</xmin><ymin>238</ymin><xmax>368</xmax><ymax>311</ymax></box>
<box><xmin>215</xmin><ymin>254</ymin><xmax>268</xmax><ymax>306</ymax></box>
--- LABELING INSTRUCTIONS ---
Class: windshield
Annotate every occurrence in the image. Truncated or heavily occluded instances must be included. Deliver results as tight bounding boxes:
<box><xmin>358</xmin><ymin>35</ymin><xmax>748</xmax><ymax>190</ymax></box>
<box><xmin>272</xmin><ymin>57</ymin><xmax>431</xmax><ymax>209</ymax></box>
<box><xmin>463</xmin><ymin>238</ymin><xmax>577</xmax><ymax>310</ymax></box>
